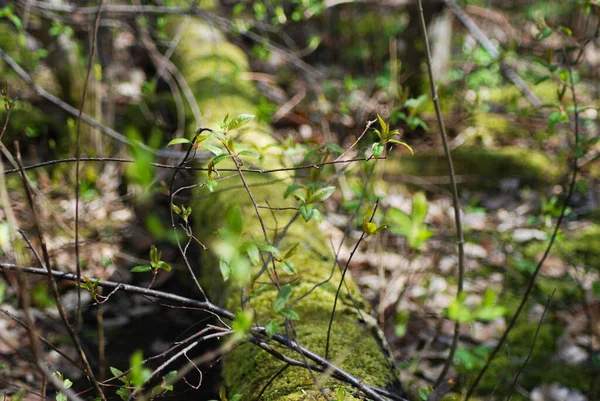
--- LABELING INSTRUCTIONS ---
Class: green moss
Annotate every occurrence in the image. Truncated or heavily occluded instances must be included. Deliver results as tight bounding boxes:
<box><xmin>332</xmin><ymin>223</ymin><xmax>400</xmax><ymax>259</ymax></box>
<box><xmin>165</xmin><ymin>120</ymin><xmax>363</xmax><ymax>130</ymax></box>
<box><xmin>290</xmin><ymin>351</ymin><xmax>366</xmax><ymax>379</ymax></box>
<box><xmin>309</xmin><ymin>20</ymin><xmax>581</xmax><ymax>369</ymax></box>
<box><xmin>524</xmin><ymin>225</ymin><xmax>600</xmax><ymax>272</ymax></box>
<box><xmin>385</xmin><ymin>146</ymin><xmax>562</xmax><ymax>189</ymax></box>
<box><xmin>170</xmin><ymin>17</ymin><xmax>404</xmax><ymax>400</ymax></box>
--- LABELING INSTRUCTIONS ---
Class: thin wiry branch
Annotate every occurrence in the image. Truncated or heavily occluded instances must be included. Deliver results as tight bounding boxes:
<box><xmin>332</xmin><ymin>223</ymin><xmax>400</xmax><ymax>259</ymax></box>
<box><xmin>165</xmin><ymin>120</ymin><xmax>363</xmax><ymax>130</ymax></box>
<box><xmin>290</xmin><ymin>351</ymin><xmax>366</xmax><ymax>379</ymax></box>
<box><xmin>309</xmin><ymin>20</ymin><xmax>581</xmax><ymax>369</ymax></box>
<box><xmin>3</xmin><ymin>155</ymin><xmax>386</xmax><ymax>175</ymax></box>
<box><xmin>505</xmin><ymin>289</ymin><xmax>555</xmax><ymax>401</ymax></box>
<box><xmin>325</xmin><ymin>200</ymin><xmax>379</xmax><ymax>360</ymax></box>
<box><xmin>417</xmin><ymin>0</ymin><xmax>465</xmax><ymax>392</ymax></box>
<box><xmin>0</xmin><ymin>262</ymin><xmax>403</xmax><ymax>401</ymax></box>
<box><xmin>14</xmin><ymin>145</ymin><xmax>107</xmax><ymax>401</ymax></box>
<box><xmin>0</xmin><ymin>47</ymin><xmax>191</xmax><ymax>159</ymax></box>
<box><xmin>465</xmin><ymin>45</ymin><xmax>582</xmax><ymax>401</ymax></box>
<box><xmin>74</xmin><ymin>0</ymin><xmax>104</xmax><ymax>331</ymax></box>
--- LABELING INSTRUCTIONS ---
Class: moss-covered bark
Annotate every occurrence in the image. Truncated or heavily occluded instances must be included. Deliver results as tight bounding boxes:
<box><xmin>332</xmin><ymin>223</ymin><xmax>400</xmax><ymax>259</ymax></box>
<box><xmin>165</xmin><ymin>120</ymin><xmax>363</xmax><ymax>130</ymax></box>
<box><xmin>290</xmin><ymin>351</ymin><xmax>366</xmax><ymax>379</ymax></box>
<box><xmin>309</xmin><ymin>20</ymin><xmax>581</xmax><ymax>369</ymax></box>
<box><xmin>168</xmin><ymin>17</ymin><xmax>407</xmax><ymax>401</ymax></box>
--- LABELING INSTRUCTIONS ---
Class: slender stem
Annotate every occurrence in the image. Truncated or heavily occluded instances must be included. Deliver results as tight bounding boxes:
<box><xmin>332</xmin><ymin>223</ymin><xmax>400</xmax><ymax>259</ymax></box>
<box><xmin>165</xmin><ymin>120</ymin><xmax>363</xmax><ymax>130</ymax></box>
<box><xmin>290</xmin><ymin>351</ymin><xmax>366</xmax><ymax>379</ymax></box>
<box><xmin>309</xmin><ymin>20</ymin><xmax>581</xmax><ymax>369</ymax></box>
<box><xmin>416</xmin><ymin>0</ymin><xmax>465</xmax><ymax>389</ymax></box>
<box><xmin>465</xmin><ymin>47</ymin><xmax>581</xmax><ymax>401</ymax></box>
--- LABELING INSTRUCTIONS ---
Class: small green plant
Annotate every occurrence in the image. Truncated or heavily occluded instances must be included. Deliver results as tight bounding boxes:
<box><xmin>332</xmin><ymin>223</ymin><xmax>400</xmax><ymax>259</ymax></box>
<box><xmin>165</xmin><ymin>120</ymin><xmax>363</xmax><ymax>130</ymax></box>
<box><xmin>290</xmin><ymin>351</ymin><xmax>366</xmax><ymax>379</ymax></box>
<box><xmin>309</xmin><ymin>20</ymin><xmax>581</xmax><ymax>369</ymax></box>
<box><xmin>391</xmin><ymin>95</ymin><xmax>429</xmax><ymax>131</ymax></box>
<box><xmin>371</xmin><ymin>114</ymin><xmax>413</xmax><ymax>157</ymax></box>
<box><xmin>284</xmin><ymin>183</ymin><xmax>335</xmax><ymax>223</ymax></box>
<box><xmin>272</xmin><ymin>284</ymin><xmax>300</xmax><ymax>320</ymax></box>
<box><xmin>131</xmin><ymin>245</ymin><xmax>172</xmax><ymax>274</ymax></box>
<box><xmin>446</xmin><ymin>289</ymin><xmax>507</xmax><ymax>323</ymax></box>
<box><xmin>52</xmin><ymin>371</ymin><xmax>72</xmax><ymax>401</ymax></box>
<box><xmin>387</xmin><ymin>192</ymin><xmax>433</xmax><ymax>250</ymax></box>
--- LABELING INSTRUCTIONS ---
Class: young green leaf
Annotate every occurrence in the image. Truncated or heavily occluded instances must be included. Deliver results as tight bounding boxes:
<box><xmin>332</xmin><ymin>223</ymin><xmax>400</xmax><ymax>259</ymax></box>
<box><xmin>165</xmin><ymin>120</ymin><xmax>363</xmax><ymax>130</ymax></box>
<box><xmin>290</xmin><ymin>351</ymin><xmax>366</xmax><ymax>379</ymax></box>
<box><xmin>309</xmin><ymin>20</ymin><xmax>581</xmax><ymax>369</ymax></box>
<box><xmin>259</xmin><ymin>244</ymin><xmax>281</xmax><ymax>257</ymax></box>
<box><xmin>238</xmin><ymin>150</ymin><xmax>260</xmax><ymax>159</ymax></box>
<box><xmin>131</xmin><ymin>265</ymin><xmax>152</xmax><ymax>273</ymax></box>
<box><xmin>298</xmin><ymin>204</ymin><xmax>314</xmax><ymax>222</ymax></box>
<box><xmin>388</xmin><ymin>139</ymin><xmax>414</xmax><ymax>155</ymax></box>
<box><xmin>284</xmin><ymin>184</ymin><xmax>303</xmax><ymax>199</ymax></box>
<box><xmin>219</xmin><ymin>259</ymin><xmax>231</xmax><ymax>281</ymax></box>
<box><xmin>210</xmin><ymin>154</ymin><xmax>232</xmax><ymax>167</ymax></box>
<box><xmin>312</xmin><ymin>186</ymin><xmax>336</xmax><ymax>203</ymax></box>
<box><xmin>227</xmin><ymin>114</ymin><xmax>255</xmax><ymax>131</ymax></box>
<box><xmin>155</xmin><ymin>261</ymin><xmax>172</xmax><ymax>272</ymax></box>
<box><xmin>265</xmin><ymin>320</ymin><xmax>278</xmax><ymax>337</ymax></box>
<box><xmin>372</xmin><ymin>142</ymin><xmax>384</xmax><ymax>158</ymax></box>
<box><xmin>246</xmin><ymin>243</ymin><xmax>260</xmax><ymax>265</ymax></box>
<box><xmin>272</xmin><ymin>284</ymin><xmax>292</xmax><ymax>313</ymax></box>
<box><xmin>279</xmin><ymin>308</ymin><xmax>299</xmax><ymax>320</ymax></box>
<box><xmin>282</xmin><ymin>260</ymin><xmax>296</xmax><ymax>274</ymax></box>
<box><xmin>204</xmin><ymin>144</ymin><xmax>223</xmax><ymax>156</ymax></box>
<box><xmin>283</xmin><ymin>243</ymin><xmax>299</xmax><ymax>260</ymax></box>
<box><xmin>311</xmin><ymin>208</ymin><xmax>323</xmax><ymax>223</ymax></box>
<box><xmin>166</xmin><ymin>138</ymin><xmax>191</xmax><ymax>147</ymax></box>
<box><xmin>206</xmin><ymin>179</ymin><xmax>218</xmax><ymax>192</ymax></box>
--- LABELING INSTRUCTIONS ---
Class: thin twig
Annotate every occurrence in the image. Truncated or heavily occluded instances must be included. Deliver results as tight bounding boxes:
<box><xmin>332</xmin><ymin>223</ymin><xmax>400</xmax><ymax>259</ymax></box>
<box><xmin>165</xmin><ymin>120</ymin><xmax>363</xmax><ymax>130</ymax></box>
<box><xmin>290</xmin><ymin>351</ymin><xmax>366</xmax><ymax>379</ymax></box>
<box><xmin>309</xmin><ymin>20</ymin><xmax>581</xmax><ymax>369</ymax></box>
<box><xmin>14</xmin><ymin>146</ymin><xmax>107</xmax><ymax>401</ymax></box>
<box><xmin>417</xmin><ymin>0</ymin><xmax>465</xmax><ymax>391</ymax></box>
<box><xmin>505</xmin><ymin>289</ymin><xmax>555</xmax><ymax>401</ymax></box>
<box><xmin>325</xmin><ymin>200</ymin><xmax>379</xmax><ymax>360</ymax></box>
<box><xmin>465</xmin><ymin>46</ymin><xmax>581</xmax><ymax>401</ymax></box>
<box><xmin>0</xmin><ymin>47</ymin><xmax>191</xmax><ymax>159</ymax></box>
<box><xmin>0</xmin><ymin>262</ymin><xmax>402</xmax><ymax>401</ymax></box>
<box><xmin>74</xmin><ymin>0</ymin><xmax>104</xmax><ymax>330</ymax></box>
<box><xmin>443</xmin><ymin>0</ymin><xmax>543</xmax><ymax>109</ymax></box>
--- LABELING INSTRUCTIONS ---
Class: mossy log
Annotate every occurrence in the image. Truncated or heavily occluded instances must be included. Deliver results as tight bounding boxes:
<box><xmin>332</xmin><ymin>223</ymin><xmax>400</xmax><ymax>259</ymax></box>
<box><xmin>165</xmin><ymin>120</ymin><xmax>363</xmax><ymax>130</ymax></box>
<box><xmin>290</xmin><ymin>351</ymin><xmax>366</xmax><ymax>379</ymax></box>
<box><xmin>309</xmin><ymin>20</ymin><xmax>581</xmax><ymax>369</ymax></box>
<box><xmin>168</xmin><ymin>18</ymin><xmax>409</xmax><ymax>401</ymax></box>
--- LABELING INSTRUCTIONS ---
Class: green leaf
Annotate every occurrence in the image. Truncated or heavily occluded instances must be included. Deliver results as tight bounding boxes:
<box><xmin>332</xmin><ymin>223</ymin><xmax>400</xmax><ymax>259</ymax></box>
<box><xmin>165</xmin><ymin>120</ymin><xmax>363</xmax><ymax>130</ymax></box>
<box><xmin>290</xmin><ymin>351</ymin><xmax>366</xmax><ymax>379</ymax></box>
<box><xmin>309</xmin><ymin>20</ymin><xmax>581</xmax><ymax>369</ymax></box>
<box><xmin>206</xmin><ymin>179</ymin><xmax>218</xmax><ymax>192</ymax></box>
<box><xmin>227</xmin><ymin>114</ymin><xmax>255</xmax><ymax>131</ymax></box>
<box><xmin>411</xmin><ymin>192</ymin><xmax>428</xmax><ymax>225</ymax></box>
<box><xmin>227</xmin><ymin>204</ymin><xmax>244</xmax><ymax>235</ymax></box>
<box><xmin>284</xmin><ymin>184</ymin><xmax>303</xmax><ymax>199</ymax></box>
<box><xmin>299</xmin><ymin>204</ymin><xmax>314</xmax><ymax>222</ymax></box>
<box><xmin>232</xmin><ymin>310</ymin><xmax>253</xmax><ymax>339</ymax></box>
<box><xmin>293</xmin><ymin>192</ymin><xmax>307</xmax><ymax>203</ymax></box>
<box><xmin>246</xmin><ymin>243</ymin><xmax>260</xmax><ymax>265</ymax></box>
<box><xmin>388</xmin><ymin>139</ymin><xmax>414</xmax><ymax>155</ymax></box>
<box><xmin>473</xmin><ymin>305</ymin><xmax>507</xmax><ymax>321</ymax></box>
<box><xmin>387</xmin><ymin>209</ymin><xmax>413</xmax><ymax>237</ymax></box>
<box><xmin>238</xmin><ymin>150</ymin><xmax>260</xmax><ymax>159</ymax></box>
<box><xmin>155</xmin><ymin>261</ymin><xmax>172</xmax><ymax>272</ymax></box>
<box><xmin>536</xmin><ymin>27</ymin><xmax>553</xmax><ymax>41</ymax></box>
<box><xmin>272</xmin><ymin>284</ymin><xmax>292</xmax><ymax>312</ymax></box>
<box><xmin>171</xmin><ymin>204</ymin><xmax>181</xmax><ymax>215</ymax></box>
<box><xmin>372</xmin><ymin>142</ymin><xmax>384</xmax><ymax>158</ymax></box>
<box><xmin>259</xmin><ymin>244</ymin><xmax>281</xmax><ymax>257</ymax></box>
<box><xmin>210</xmin><ymin>154</ymin><xmax>231</xmax><ymax>167</ymax></box>
<box><xmin>311</xmin><ymin>208</ymin><xmax>323</xmax><ymax>223</ymax></box>
<box><xmin>447</xmin><ymin>297</ymin><xmax>472</xmax><ymax>323</ymax></box>
<box><xmin>110</xmin><ymin>366</ymin><xmax>123</xmax><ymax>378</ymax></box>
<box><xmin>280</xmin><ymin>308</ymin><xmax>299</xmax><ymax>320</ymax></box>
<box><xmin>283</xmin><ymin>243</ymin><xmax>299</xmax><ymax>260</ymax></box>
<box><xmin>282</xmin><ymin>260</ymin><xmax>296</xmax><ymax>274</ymax></box>
<box><xmin>325</xmin><ymin>143</ymin><xmax>345</xmax><ymax>154</ymax></box>
<box><xmin>362</xmin><ymin>219</ymin><xmax>377</xmax><ymax>236</ymax></box>
<box><xmin>265</xmin><ymin>320</ymin><xmax>278</xmax><ymax>337</ymax></box>
<box><xmin>418</xmin><ymin>388</ymin><xmax>430</xmax><ymax>400</ymax></box>
<box><xmin>548</xmin><ymin>111</ymin><xmax>562</xmax><ymax>128</ymax></box>
<box><xmin>131</xmin><ymin>265</ymin><xmax>152</xmax><ymax>273</ymax></box>
<box><xmin>150</xmin><ymin>245</ymin><xmax>159</xmax><ymax>264</ymax></box>
<box><xmin>219</xmin><ymin>259</ymin><xmax>231</xmax><ymax>281</ymax></box>
<box><xmin>166</xmin><ymin>138</ymin><xmax>190</xmax><ymax>147</ymax></box>
<box><xmin>204</xmin><ymin>144</ymin><xmax>223</xmax><ymax>156</ymax></box>
<box><xmin>312</xmin><ymin>186</ymin><xmax>336</xmax><ymax>203</ymax></box>
<box><xmin>376</xmin><ymin>114</ymin><xmax>388</xmax><ymax>137</ymax></box>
